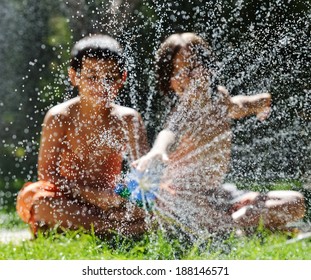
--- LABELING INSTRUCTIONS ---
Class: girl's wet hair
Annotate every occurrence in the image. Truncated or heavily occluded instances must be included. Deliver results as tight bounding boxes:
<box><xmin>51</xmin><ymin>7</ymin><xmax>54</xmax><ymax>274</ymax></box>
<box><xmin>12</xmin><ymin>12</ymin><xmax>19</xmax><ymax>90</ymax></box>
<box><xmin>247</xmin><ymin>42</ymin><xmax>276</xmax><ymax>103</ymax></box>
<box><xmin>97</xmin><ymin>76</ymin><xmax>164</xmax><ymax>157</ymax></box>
<box><xmin>155</xmin><ymin>32</ymin><xmax>215</xmax><ymax>95</ymax></box>
<box><xmin>70</xmin><ymin>34</ymin><xmax>125</xmax><ymax>74</ymax></box>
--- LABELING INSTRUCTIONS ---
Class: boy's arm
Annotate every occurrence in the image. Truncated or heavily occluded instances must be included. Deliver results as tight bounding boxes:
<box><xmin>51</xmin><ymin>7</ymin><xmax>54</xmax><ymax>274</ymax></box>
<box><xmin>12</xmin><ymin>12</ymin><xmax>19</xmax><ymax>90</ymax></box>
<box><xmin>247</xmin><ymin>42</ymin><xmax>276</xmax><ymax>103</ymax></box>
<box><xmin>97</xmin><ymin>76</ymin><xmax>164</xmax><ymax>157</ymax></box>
<box><xmin>228</xmin><ymin>93</ymin><xmax>271</xmax><ymax>121</ymax></box>
<box><xmin>37</xmin><ymin>109</ymin><xmax>67</xmax><ymax>185</ymax></box>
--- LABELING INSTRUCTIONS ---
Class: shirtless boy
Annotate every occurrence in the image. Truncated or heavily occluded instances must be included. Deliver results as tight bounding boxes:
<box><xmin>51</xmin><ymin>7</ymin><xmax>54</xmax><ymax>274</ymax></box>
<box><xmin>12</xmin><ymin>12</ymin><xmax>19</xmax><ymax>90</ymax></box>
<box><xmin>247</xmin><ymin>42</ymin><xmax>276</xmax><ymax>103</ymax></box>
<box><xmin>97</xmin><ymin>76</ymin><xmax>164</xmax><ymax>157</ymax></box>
<box><xmin>16</xmin><ymin>34</ymin><xmax>149</xmax><ymax>237</ymax></box>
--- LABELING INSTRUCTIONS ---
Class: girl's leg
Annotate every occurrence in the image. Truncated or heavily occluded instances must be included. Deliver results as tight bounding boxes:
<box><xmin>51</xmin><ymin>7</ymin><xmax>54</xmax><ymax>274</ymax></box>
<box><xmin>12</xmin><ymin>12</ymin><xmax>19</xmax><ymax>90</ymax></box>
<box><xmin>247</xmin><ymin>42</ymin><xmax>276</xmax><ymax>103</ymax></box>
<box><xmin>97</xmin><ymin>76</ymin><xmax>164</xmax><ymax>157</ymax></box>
<box><xmin>232</xmin><ymin>190</ymin><xmax>305</xmax><ymax>229</ymax></box>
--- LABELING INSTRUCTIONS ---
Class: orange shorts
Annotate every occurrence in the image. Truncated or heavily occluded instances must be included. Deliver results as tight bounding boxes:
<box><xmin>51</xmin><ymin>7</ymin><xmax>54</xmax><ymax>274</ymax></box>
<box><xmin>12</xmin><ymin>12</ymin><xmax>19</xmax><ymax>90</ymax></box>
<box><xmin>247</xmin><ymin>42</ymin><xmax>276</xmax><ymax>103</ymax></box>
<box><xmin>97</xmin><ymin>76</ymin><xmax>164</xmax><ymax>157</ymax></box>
<box><xmin>16</xmin><ymin>181</ymin><xmax>64</xmax><ymax>234</ymax></box>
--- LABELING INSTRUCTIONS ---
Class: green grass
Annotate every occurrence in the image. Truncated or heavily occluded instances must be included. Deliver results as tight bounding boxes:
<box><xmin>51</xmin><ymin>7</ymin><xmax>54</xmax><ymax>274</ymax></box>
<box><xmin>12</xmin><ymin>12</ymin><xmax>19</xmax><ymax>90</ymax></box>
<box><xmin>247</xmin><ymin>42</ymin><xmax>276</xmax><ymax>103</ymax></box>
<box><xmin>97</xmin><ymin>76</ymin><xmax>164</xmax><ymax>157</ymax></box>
<box><xmin>1</xmin><ymin>221</ymin><xmax>310</xmax><ymax>260</ymax></box>
<box><xmin>1</xmin><ymin>179</ymin><xmax>310</xmax><ymax>260</ymax></box>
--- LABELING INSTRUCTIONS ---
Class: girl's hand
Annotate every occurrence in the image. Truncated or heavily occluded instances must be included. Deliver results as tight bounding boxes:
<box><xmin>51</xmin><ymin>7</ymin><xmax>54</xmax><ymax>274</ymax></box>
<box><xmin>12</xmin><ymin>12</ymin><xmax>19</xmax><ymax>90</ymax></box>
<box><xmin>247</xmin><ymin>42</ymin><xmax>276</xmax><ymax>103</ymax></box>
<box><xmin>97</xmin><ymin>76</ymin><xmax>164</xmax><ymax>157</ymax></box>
<box><xmin>132</xmin><ymin>150</ymin><xmax>169</xmax><ymax>172</ymax></box>
<box><xmin>229</xmin><ymin>92</ymin><xmax>271</xmax><ymax>120</ymax></box>
<box><xmin>255</xmin><ymin>93</ymin><xmax>271</xmax><ymax>121</ymax></box>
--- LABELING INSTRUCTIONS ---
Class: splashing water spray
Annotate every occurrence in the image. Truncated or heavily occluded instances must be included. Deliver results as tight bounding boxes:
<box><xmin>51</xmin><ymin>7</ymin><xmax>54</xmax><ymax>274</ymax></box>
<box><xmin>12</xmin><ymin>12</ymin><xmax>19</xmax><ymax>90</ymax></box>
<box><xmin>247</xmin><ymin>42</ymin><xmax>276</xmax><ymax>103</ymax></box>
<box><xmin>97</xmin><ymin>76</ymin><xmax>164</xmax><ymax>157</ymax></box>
<box><xmin>115</xmin><ymin>162</ymin><xmax>164</xmax><ymax>211</ymax></box>
<box><xmin>1</xmin><ymin>0</ymin><xmax>311</xmax><ymax>245</ymax></box>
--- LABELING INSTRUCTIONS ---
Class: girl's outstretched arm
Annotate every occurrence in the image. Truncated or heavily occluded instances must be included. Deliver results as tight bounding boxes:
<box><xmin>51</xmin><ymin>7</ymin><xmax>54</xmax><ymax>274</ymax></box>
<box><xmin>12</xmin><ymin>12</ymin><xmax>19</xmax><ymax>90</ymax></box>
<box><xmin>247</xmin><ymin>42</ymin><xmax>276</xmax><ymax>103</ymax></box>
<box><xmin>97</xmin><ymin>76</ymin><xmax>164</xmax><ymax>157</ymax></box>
<box><xmin>229</xmin><ymin>92</ymin><xmax>271</xmax><ymax>121</ymax></box>
<box><xmin>132</xmin><ymin>129</ymin><xmax>175</xmax><ymax>172</ymax></box>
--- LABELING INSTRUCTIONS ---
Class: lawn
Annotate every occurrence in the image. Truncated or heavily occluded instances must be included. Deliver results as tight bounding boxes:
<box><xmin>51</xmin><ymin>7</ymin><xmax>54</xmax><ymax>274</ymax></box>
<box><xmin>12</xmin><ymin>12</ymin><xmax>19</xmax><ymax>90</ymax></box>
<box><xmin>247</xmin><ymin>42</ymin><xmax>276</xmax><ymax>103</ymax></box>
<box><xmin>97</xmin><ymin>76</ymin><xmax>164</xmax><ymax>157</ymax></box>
<box><xmin>1</xmin><ymin>179</ymin><xmax>311</xmax><ymax>260</ymax></box>
<box><xmin>0</xmin><ymin>211</ymin><xmax>310</xmax><ymax>260</ymax></box>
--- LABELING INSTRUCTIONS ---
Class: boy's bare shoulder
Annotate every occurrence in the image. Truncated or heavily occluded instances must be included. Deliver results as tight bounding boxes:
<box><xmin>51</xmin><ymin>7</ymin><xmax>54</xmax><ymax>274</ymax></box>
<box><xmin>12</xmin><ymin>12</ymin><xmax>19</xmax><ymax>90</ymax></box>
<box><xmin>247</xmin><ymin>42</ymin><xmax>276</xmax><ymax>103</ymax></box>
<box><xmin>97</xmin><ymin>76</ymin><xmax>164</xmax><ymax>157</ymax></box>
<box><xmin>44</xmin><ymin>97</ymin><xmax>80</xmax><ymax>122</ymax></box>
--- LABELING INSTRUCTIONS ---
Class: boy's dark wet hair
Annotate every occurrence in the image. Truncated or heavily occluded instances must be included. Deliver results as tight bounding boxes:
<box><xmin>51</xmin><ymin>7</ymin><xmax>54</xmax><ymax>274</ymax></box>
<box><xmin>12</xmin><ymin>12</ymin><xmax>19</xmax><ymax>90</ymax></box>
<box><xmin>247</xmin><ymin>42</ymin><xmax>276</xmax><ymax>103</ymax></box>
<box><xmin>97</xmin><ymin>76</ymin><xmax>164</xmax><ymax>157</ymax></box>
<box><xmin>70</xmin><ymin>34</ymin><xmax>125</xmax><ymax>75</ymax></box>
<box><xmin>155</xmin><ymin>32</ymin><xmax>215</xmax><ymax>96</ymax></box>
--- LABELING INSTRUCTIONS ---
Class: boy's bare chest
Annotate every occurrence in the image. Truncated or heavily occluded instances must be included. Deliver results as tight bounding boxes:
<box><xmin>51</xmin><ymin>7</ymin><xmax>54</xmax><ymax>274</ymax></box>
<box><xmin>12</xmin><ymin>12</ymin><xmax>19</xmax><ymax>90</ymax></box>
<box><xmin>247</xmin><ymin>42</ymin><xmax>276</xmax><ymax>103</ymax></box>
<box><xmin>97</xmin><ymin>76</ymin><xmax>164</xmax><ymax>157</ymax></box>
<box><xmin>65</xmin><ymin>121</ymin><xmax>127</xmax><ymax>163</ymax></box>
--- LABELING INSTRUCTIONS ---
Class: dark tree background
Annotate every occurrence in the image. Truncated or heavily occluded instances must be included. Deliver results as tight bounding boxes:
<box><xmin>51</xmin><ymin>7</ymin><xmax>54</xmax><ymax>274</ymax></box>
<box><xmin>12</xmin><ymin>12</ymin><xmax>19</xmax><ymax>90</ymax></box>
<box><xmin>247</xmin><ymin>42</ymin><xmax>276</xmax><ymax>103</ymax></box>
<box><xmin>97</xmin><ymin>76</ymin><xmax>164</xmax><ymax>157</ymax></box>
<box><xmin>0</xmin><ymin>0</ymin><xmax>310</xmax><ymax>210</ymax></box>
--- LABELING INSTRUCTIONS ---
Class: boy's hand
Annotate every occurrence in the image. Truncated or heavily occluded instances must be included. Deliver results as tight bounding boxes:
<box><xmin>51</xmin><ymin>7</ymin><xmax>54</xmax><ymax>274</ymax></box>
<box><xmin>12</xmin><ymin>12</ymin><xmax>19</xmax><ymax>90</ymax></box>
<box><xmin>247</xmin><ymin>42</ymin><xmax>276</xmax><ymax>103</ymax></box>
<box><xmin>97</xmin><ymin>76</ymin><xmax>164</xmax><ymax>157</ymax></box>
<box><xmin>106</xmin><ymin>199</ymin><xmax>151</xmax><ymax>237</ymax></box>
<box><xmin>107</xmin><ymin>201</ymin><xmax>147</xmax><ymax>221</ymax></box>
